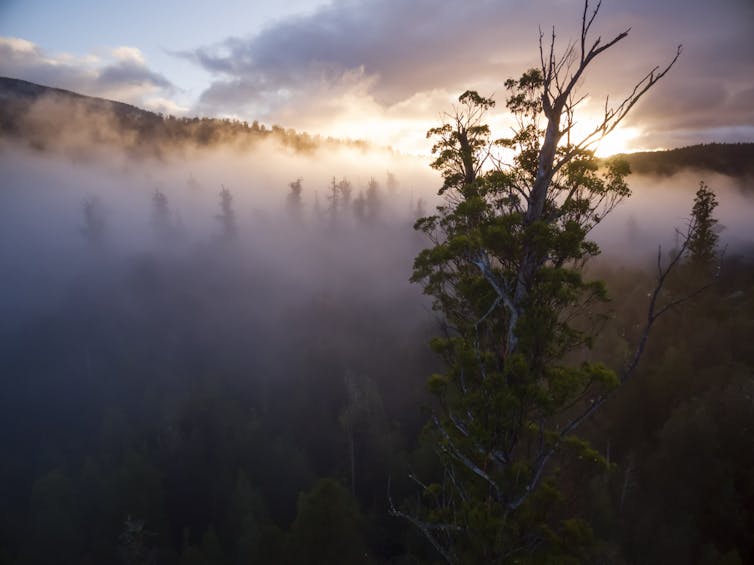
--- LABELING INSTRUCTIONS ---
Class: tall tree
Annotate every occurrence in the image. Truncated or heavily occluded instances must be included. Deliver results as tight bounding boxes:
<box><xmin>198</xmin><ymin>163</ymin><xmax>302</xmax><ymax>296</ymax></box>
<box><xmin>216</xmin><ymin>185</ymin><xmax>238</xmax><ymax>242</ymax></box>
<box><xmin>290</xmin><ymin>479</ymin><xmax>368</xmax><ymax>565</ymax></box>
<box><xmin>151</xmin><ymin>189</ymin><xmax>174</xmax><ymax>241</ymax></box>
<box><xmin>365</xmin><ymin>177</ymin><xmax>382</xmax><ymax>224</ymax></box>
<box><xmin>386</xmin><ymin>171</ymin><xmax>399</xmax><ymax>195</ymax></box>
<box><xmin>397</xmin><ymin>2</ymin><xmax>683</xmax><ymax>562</ymax></box>
<box><xmin>338</xmin><ymin>177</ymin><xmax>353</xmax><ymax>210</ymax></box>
<box><xmin>81</xmin><ymin>196</ymin><xmax>106</xmax><ymax>246</ymax></box>
<box><xmin>327</xmin><ymin>177</ymin><xmax>341</xmax><ymax>226</ymax></box>
<box><xmin>287</xmin><ymin>178</ymin><xmax>304</xmax><ymax>221</ymax></box>
<box><xmin>687</xmin><ymin>181</ymin><xmax>719</xmax><ymax>274</ymax></box>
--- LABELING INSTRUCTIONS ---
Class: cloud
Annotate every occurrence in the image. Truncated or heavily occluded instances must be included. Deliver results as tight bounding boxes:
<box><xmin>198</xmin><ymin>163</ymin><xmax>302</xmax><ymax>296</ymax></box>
<box><xmin>181</xmin><ymin>0</ymin><xmax>754</xmax><ymax>151</ymax></box>
<box><xmin>180</xmin><ymin>0</ymin><xmax>544</xmax><ymax>114</ymax></box>
<box><xmin>112</xmin><ymin>46</ymin><xmax>147</xmax><ymax>65</ymax></box>
<box><xmin>3</xmin><ymin>0</ymin><xmax>751</xmax><ymax>152</ymax></box>
<box><xmin>144</xmin><ymin>96</ymin><xmax>190</xmax><ymax>115</ymax></box>
<box><xmin>0</xmin><ymin>36</ymin><xmax>179</xmax><ymax>110</ymax></box>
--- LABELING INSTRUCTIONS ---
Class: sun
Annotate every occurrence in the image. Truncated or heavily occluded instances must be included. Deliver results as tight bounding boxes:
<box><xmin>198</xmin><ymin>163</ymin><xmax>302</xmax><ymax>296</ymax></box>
<box><xmin>594</xmin><ymin>126</ymin><xmax>641</xmax><ymax>157</ymax></box>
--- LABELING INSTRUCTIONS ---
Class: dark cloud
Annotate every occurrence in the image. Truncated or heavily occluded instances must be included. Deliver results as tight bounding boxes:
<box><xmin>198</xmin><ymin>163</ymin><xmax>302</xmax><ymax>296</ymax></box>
<box><xmin>591</xmin><ymin>0</ymin><xmax>754</xmax><ymax>146</ymax></box>
<box><xmin>96</xmin><ymin>59</ymin><xmax>172</xmax><ymax>93</ymax></box>
<box><xmin>4</xmin><ymin>0</ymin><xmax>750</xmax><ymax>150</ymax></box>
<box><xmin>181</xmin><ymin>0</ymin><xmax>549</xmax><ymax>108</ymax></box>
<box><xmin>631</xmin><ymin>79</ymin><xmax>754</xmax><ymax>130</ymax></box>
<box><xmin>183</xmin><ymin>0</ymin><xmax>753</xmax><ymax>147</ymax></box>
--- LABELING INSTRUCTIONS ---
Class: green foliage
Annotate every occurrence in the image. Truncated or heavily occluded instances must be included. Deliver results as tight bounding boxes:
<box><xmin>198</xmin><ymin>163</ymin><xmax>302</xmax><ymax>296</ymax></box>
<box><xmin>290</xmin><ymin>479</ymin><xmax>369</xmax><ymax>565</ymax></box>
<box><xmin>26</xmin><ymin>470</ymin><xmax>84</xmax><ymax>564</ymax></box>
<box><xmin>180</xmin><ymin>526</ymin><xmax>224</xmax><ymax>565</ymax></box>
<box><xmin>397</xmin><ymin>1</ymin><xmax>682</xmax><ymax>553</ymax></box>
<box><xmin>688</xmin><ymin>181</ymin><xmax>720</xmax><ymax>273</ymax></box>
<box><xmin>574</xmin><ymin>256</ymin><xmax>754</xmax><ymax>564</ymax></box>
<box><xmin>405</xmin><ymin>74</ymin><xmax>634</xmax><ymax>561</ymax></box>
<box><xmin>427</xmin><ymin>90</ymin><xmax>495</xmax><ymax>195</ymax></box>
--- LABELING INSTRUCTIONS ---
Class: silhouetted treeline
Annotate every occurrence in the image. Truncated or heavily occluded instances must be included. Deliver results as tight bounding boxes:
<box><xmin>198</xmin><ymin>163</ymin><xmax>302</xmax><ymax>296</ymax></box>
<box><xmin>0</xmin><ymin>77</ymin><xmax>371</xmax><ymax>156</ymax></box>
<box><xmin>612</xmin><ymin>142</ymin><xmax>754</xmax><ymax>181</ymax></box>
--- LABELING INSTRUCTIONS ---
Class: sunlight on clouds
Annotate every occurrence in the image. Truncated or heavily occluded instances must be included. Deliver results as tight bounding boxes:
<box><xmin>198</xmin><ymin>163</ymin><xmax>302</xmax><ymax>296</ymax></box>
<box><xmin>330</xmin><ymin>91</ymin><xmax>461</xmax><ymax>155</ymax></box>
<box><xmin>111</xmin><ymin>46</ymin><xmax>146</xmax><ymax>64</ymax></box>
<box><xmin>376</xmin><ymin>96</ymin><xmax>644</xmax><ymax>157</ymax></box>
<box><xmin>277</xmin><ymin>91</ymin><xmax>647</xmax><ymax>159</ymax></box>
<box><xmin>566</xmin><ymin>107</ymin><xmax>644</xmax><ymax>157</ymax></box>
<box><xmin>0</xmin><ymin>36</ymin><xmax>37</xmax><ymax>54</ymax></box>
<box><xmin>593</xmin><ymin>126</ymin><xmax>641</xmax><ymax>157</ymax></box>
<box><xmin>270</xmin><ymin>86</ymin><xmax>461</xmax><ymax>156</ymax></box>
<box><xmin>0</xmin><ymin>35</ymin><xmax>190</xmax><ymax>124</ymax></box>
<box><xmin>324</xmin><ymin>115</ymin><xmax>428</xmax><ymax>154</ymax></box>
<box><xmin>144</xmin><ymin>97</ymin><xmax>190</xmax><ymax>116</ymax></box>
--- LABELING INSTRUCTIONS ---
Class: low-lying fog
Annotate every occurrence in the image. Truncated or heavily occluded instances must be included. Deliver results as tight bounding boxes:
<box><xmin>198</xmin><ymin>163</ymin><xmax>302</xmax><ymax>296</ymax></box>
<box><xmin>3</xmin><ymin>142</ymin><xmax>751</xmax><ymax>290</ymax></box>
<box><xmin>593</xmin><ymin>171</ymin><xmax>754</xmax><ymax>260</ymax></box>
<box><xmin>0</xmin><ymin>142</ymin><xmax>435</xmax><ymax>323</ymax></box>
<box><xmin>1</xmin><ymin>138</ymin><xmax>752</xmax><ymax>365</ymax></box>
<box><xmin>1</xmin><ymin>135</ymin><xmax>752</xmax><ymax>522</ymax></box>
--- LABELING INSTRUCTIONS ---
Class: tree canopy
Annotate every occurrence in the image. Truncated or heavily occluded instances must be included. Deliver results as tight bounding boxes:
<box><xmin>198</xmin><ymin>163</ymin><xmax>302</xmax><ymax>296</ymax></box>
<box><xmin>402</xmin><ymin>1</ymin><xmax>683</xmax><ymax>561</ymax></box>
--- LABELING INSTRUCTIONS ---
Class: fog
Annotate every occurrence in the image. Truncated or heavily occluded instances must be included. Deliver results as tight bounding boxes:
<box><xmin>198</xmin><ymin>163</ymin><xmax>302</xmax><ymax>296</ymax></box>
<box><xmin>0</xmin><ymin>138</ymin><xmax>448</xmax><ymax>474</ymax></box>
<box><xmin>0</xmin><ymin>140</ymin><xmax>437</xmax><ymax>322</ymax></box>
<box><xmin>593</xmin><ymin>170</ymin><xmax>754</xmax><ymax>261</ymax></box>
<box><xmin>2</xmin><ymin>115</ymin><xmax>754</xmax><ymax>562</ymax></box>
<box><xmin>2</xmin><ymin>138</ymin><xmax>752</xmax><ymax>328</ymax></box>
<box><xmin>0</xmin><ymin>138</ymin><xmax>446</xmax><ymax>536</ymax></box>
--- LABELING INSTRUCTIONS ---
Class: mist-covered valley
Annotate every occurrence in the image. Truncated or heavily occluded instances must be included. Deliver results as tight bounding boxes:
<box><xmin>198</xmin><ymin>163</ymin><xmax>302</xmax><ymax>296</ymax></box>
<box><xmin>1</xmin><ymin>86</ymin><xmax>754</xmax><ymax>564</ymax></box>
<box><xmin>3</xmin><ymin>127</ymin><xmax>753</xmax><ymax>332</ymax></box>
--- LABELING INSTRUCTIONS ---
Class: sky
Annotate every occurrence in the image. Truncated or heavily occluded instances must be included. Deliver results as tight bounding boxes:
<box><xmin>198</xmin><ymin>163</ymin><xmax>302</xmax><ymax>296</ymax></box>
<box><xmin>1</xmin><ymin>0</ymin><xmax>752</xmax><ymax>155</ymax></box>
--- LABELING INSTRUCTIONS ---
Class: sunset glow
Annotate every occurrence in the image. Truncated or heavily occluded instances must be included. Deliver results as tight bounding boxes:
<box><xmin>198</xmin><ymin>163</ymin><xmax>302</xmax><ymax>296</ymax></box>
<box><xmin>1</xmin><ymin>2</ymin><xmax>753</xmax><ymax>563</ymax></box>
<box><xmin>2</xmin><ymin>1</ymin><xmax>751</xmax><ymax>153</ymax></box>
<box><xmin>594</xmin><ymin>126</ymin><xmax>642</xmax><ymax>157</ymax></box>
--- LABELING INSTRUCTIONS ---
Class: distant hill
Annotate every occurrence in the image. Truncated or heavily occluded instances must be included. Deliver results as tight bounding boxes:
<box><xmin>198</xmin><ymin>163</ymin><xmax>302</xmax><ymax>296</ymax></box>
<box><xmin>0</xmin><ymin>76</ymin><xmax>368</xmax><ymax>155</ymax></box>
<box><xmin>2</xmin><ymin>77</ymin><xmax>752</xmax><ymax>174</ymax></box>
<box><xmin>611</xmin><ymin>143</ymin><xmax>754</xmax><ymax>179</ymax></box>
<box><xmin>0</xmin><ymin>75</ymin><xmax>158</xmax><ymax>123</ymax></box>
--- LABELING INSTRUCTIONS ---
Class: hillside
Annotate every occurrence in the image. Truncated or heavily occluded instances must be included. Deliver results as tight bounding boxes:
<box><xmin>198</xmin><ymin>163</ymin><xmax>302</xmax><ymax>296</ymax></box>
<box><xmin>0</xmin><ymin>76</ymin><xmax>367</xmax><ymax>155</ymax></box>
<box><xmin>2</xmin><ymin>77</ymin><xmax>752</xmax><ymax>174</ymax></box>
<box><xmin>613</xmin><ymin>143</ymin><xmax>754</xmax><ymax>179</ymax></box>
<box><xmin>0</xmin><ymin>75</ymin><xmax>158</xmax><ymax>122</ymax></box>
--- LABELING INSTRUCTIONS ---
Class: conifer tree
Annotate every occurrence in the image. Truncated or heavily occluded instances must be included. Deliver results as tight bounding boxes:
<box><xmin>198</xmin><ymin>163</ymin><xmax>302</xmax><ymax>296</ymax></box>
<box><xmin>287</xmin><ymin>178</ymin><xmax>304</xmax><ymax>221</ymax></box>
<box><xmin>687</xmin><ymin>181</ymin><xmax>719</xmax><ymax>273</ymax></box>
<box><xmin>216</xmin><ymin>185</ymin><xmax>237</xmax><ymax>241</ymax></box>
<box><xmin>396</xmin><ymin>2</ymin><xmax>682</xmax><ymax>561</ymax></box>
<box><xmin>81</xmin><ymin>196</ymin><xmax>106</xmax><ymax>246</ymax></box>
<box><xmin>151</xmin><ymin>189</ymin><xmax>173</xmax><ymax>241</ymax></box>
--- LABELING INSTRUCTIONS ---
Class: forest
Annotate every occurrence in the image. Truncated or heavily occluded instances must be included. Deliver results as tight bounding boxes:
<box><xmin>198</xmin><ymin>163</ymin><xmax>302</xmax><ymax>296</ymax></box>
<box><xmin>1</xmin><ymin>112</ymin><xmax>752</xmax><ymax>565</ymax></box>
<box><xmin>0</xmin><ymin>77</ymin><xmax>369</xmax><ymax>156</ymax></box>
<box><xmin>615</xmin><ymin>143</ymin><xmax>754</xmax><ymax>180</ymax></box>
<box><xmin>1</xmin><ymin>5</ymin><xmax>754</xmax><ymax>563</ymax></box>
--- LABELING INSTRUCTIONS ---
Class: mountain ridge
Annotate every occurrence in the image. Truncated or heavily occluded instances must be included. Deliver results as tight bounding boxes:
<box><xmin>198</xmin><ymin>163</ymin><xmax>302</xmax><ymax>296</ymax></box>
<box><xmin>0</xmin><ymin>76</ymin><xmax>368</xmax><ymax>155</ymax></box>
<box><xmin>1</xmin><ymin>76</ymin><xmax>752</xmax><ymax>175</ymax></box>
